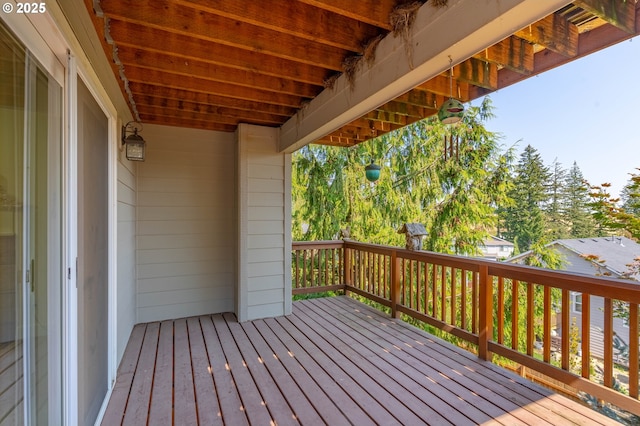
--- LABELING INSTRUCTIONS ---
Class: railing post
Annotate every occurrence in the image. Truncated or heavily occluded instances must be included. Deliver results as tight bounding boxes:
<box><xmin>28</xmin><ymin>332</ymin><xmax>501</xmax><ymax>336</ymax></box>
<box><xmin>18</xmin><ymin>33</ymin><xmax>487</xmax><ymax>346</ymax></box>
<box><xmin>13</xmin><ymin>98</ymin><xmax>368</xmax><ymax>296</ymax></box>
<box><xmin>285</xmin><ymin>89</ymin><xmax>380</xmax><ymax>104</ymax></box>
<box><xmin>478</xmin><ymin>264</ymin><xmax>492</xmax><ymax>361</ymax></box>
<box><xmin>391</xmin><ymin>250</ymin><xmax>400</xmax><ymax>318</ymax></box>
<box><xmin>343</xmin><ymin>241</ymin><xmax>351</xmax><ymax>288</ymax></box>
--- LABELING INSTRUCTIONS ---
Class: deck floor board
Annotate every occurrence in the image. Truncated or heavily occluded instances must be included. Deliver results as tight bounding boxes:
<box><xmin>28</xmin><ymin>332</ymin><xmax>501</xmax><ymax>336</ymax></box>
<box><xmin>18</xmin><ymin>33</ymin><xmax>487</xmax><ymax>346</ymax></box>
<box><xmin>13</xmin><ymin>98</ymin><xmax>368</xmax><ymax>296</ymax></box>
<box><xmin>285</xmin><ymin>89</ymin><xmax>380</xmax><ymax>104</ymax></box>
<box><xmin>101</xmin><ymin>296</ymin><xmax>620</xmax><ymax>425</ymax></box>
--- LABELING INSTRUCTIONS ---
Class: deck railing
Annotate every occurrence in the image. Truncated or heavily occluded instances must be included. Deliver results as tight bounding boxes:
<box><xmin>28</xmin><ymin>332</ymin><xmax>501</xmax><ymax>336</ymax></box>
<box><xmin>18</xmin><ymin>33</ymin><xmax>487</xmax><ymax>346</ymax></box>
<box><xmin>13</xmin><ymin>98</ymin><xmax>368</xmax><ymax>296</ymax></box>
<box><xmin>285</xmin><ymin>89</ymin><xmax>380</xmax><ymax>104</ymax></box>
<box><xmin>292</xmin><ymin>239</ymin><xmax>640</xmax><ymax>416</ymax></box>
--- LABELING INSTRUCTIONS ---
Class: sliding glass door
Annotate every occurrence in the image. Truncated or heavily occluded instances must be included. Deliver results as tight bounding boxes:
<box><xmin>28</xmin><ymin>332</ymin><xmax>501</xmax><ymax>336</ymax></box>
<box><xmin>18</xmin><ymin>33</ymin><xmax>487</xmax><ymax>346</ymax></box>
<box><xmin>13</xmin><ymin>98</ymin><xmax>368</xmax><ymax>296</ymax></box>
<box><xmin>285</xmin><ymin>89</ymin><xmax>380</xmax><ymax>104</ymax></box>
<box><xmin>0</xmin><ymin>20</ymin><xmax>62</xmax><ymax>425</ymax></box>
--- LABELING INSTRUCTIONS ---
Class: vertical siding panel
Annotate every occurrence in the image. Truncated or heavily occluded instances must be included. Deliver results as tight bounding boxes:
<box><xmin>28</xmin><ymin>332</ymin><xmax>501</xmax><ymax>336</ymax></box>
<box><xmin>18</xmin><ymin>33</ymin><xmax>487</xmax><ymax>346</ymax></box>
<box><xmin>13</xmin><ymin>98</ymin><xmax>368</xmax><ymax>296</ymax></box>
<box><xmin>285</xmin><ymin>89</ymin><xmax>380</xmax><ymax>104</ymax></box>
<box><xmin>238</xmin><ymin>124</ymin><xmax>290</xmax><ymax>321</ymax></box>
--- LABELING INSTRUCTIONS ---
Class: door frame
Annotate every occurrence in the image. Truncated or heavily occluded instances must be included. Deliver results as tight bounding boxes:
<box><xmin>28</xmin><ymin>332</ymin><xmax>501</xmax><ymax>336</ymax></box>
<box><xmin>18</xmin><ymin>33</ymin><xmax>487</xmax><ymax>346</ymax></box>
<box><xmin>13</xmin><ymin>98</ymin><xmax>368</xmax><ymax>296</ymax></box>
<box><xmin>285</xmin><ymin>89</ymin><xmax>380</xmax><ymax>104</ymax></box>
<box><xmin>2</xmin><ymin>8</ymin><xmax>119</xmax><ymax>424</ymax></box>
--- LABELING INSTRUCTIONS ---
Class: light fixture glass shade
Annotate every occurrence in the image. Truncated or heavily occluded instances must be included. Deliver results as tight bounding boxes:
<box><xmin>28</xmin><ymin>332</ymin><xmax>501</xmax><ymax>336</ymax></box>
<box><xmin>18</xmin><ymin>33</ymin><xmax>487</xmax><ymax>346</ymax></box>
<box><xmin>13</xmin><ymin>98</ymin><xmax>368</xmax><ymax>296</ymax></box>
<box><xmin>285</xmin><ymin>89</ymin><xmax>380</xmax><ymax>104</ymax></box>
<box><xmin>124</xmin><ymin>133</ymin><xmax>145</xmax><ymax>161</ymax></box>
<box><xmin>365</xmin><ymin>161</ymin><xmax>381</xmax><ymax>182</ymax></box>
<box><xmin>438</xmin><ymin>98</ymin><xmax>465</xmax><ymax>124</ymax></box>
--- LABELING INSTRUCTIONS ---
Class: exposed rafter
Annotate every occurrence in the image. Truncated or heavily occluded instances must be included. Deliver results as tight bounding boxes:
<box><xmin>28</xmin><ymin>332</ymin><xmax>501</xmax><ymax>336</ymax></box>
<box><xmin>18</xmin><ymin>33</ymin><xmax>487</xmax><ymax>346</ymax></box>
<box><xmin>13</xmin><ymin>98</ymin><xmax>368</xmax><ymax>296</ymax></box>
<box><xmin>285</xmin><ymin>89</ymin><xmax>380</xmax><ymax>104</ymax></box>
<box><xmin>79</xmin><ymin>0</ymin><xmax>639</xmax><ymax>150</ymax></box>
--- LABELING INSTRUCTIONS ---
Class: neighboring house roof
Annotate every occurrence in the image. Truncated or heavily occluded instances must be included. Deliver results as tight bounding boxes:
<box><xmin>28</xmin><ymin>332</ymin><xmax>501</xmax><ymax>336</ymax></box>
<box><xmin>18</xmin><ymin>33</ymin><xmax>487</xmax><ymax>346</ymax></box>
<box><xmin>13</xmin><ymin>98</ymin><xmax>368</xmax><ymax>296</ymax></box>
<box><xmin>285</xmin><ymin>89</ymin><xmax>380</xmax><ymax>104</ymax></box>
<box><xmin>481</xmin><ymin>236</ymin><xmax>515</xmax><ymax>248</ymax></box>
<box><xmin>508</xmin><ymin>236</ymin><xmax>640</xmax><ymax>279</ymax></box>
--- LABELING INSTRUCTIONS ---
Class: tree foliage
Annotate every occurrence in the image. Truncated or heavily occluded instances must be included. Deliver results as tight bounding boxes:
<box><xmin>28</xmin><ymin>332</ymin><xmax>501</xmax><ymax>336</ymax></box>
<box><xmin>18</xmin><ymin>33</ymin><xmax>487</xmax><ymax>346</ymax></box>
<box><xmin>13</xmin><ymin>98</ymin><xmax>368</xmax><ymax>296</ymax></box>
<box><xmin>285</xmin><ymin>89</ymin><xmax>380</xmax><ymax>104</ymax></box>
<box><xmin>588</xmin><ymin>170</ymin><xmax>640</xmax><ymax>241</ymax></box>
<box><xmin>500</xmin><ymin>145</ymin><xmax>551</xmax><ymax>253</ymax></box>
<box><xmin>564</xmin><ymin>162</ymin><xmax>596</xmax><ymax>238</ymax></box>
<box><xmin>292</xmin><ymin>98</ymin><xmax>513</xmax><ymax>255</ymax></box>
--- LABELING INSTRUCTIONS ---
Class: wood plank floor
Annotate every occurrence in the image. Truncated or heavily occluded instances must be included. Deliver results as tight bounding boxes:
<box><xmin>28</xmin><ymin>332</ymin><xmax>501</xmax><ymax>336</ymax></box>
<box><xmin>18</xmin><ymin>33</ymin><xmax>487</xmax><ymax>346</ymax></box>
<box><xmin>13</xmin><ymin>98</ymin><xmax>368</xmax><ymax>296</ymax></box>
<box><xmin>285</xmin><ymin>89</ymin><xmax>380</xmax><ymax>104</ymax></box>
<box><xmin>101</xmin><ymin>296</ymin><xmax>618</xmax><ymax>425</ymax></box>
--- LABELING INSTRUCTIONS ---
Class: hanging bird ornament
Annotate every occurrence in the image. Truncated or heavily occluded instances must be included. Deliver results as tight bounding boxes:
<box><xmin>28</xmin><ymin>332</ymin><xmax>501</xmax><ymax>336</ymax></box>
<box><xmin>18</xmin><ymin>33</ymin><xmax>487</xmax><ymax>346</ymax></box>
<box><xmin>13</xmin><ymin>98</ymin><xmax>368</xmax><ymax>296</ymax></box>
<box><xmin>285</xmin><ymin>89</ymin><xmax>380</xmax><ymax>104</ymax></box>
<box><xmin>438</xmin><ymin>56</ymin><xmax>465</xmax><ymax>161</ymax></box>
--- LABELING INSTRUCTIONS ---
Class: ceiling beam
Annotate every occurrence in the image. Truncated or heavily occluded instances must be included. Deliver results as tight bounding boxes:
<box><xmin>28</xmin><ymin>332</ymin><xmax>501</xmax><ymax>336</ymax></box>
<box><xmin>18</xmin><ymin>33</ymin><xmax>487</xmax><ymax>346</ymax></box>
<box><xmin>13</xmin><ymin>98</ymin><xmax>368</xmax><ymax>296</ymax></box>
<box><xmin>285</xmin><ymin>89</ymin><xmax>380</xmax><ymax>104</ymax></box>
<box><xmin>487</xmin><ymin>3</ymin><xmax>640</xmax><ymax>95</ymax></box>
<box><xmin>296</xmin><ymin>0</ymin><xmax>396</xmax><ymax>29</ymax></box>
<box><xmin>574</xmin><ymin>0</ymin><xmax>636</xmax><ymax>33</ymax></box>
<box><xmin>455</xmin><ymin>58</ymin><xmax>499</xmax><ymax>90</ymax></box>
<box><xmin>116</xmin><ymin>46</ymin><xmax>321</xmax><ymax>99</ymax></box>
<box><xmin>279</xmin><ymin>0</ymin><xmax>573</xmax><ymax>153</ymax></box>
<box><xmin>129</xmin><ymin>83</ymin><xmax>298</xmax><ymax>116</ymax></box>
<box><xmin>473</xmin><ymin>36</ymin><xmax>534</xmax><ymax>74</ymax></box>
<box><xmin>107</xmin><ymin>20</ymin><xmax>328</xmax><ymax>85</ymax></box>
<box><xmin>99</xmin><ymin>0</ymin><xmax>348</xmax><ymax>70</ymax></box>
<box><xmin>515</xmin><ymin>12</ymin><xmax>579</xmax><ymax>57</ymax></box>
<box><xmin>175</xmin><ymin>0</ymin><xmax>382</xmax><ymax>52</ymax></box>
<box><xmin>133</xmin><ymin>97</ymin><xmax>288</xmax><ymax>125</ymax></box>
<box><xmin>124</xmin><ymin>66</ymin><xmax>305</xmax><ymax>108</ymax></box>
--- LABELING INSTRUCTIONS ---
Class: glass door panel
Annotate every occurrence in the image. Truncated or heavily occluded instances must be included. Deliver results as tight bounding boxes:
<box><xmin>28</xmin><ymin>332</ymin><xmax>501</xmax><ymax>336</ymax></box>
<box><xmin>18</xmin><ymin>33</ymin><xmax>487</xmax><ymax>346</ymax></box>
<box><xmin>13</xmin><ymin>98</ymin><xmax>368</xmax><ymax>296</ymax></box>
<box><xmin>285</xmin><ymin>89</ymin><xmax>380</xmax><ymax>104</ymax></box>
<box><xmin>0</xmin><ymin>20</ymin><xmax>62</xmax><ymax>425</ymax></box>
<box><xmin>0</xmin><ymin>21</ymin><xmax>26</xmax><ymax>426</ymax></box>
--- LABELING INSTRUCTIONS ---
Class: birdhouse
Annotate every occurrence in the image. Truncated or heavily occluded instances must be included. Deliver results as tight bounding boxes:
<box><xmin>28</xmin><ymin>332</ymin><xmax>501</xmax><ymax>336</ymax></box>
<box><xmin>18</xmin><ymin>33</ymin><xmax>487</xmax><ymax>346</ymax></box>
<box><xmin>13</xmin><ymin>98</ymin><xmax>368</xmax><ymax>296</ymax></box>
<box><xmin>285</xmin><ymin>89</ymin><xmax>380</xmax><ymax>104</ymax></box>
<box><xmin>398</xmin><ymin>223</ymin><xmax>427</xmax><ymax>251</ymax></box>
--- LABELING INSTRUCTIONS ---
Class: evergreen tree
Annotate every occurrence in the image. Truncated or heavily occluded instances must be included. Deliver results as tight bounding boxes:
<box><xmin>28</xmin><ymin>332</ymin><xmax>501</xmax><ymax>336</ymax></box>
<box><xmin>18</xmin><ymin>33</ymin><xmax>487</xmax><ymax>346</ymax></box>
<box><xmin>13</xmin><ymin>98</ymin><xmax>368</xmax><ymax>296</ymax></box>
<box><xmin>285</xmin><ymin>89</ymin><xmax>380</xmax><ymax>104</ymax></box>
<box><xmin>563</xmin><ymin>162</ymin><xmax>596</xmax><ymax>238</ymax></box>
<box><xmin>545</xmin><ymin>159</ymin><xmax>568</xmax><ymax>239</ymax></box>
<box><xmin>292</xmin><ymin>97</ymin><xmax>513</xmax><ymax>255</ymax></box>
<box><xmin>621</xmin><ymin>169</ymin><xmax>640</xmax><ymax>216</ymax></box>
<box><xmin>501</xmin><ymin>145</ymin><xmax>551</xmax><ymax>253</ymax></box>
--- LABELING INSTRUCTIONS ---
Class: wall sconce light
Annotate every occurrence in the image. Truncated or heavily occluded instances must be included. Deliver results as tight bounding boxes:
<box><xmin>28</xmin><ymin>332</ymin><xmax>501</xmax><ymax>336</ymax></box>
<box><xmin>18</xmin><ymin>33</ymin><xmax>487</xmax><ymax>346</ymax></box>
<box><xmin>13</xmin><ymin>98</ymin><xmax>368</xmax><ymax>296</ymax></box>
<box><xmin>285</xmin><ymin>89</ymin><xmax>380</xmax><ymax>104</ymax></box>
<box><xmin>121</xmin><ymin>121</ymin><xmax>146</xmax><ymax>161</ymax></box>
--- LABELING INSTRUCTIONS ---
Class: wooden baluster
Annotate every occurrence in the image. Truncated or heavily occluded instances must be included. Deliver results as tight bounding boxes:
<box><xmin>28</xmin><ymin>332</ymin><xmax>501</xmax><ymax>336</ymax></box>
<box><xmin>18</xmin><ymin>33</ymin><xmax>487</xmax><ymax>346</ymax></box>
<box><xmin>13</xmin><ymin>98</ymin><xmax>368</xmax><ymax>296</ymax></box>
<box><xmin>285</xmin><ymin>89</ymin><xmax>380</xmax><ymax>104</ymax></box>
<box><xmin>581</xmin><ymin>294</ymin><xmax>591</xmax><ymax>379</ymax></box>
<box><xmin>461</xmin><ymin>271</ymin><xmax>467</xmax><ymax>331</ymax></box>
<box><xmin>295</xmin><ymin>250</ymin><xmax>300</xmax><ymax>289</ymax></box>
<box><xmin>417</xmin><ymin>262</ymin><xmax>422</xmax><ymax>313</ymax></box>
<box><xmin>630</xmin><ymin>303</ymin><xmax>639</xmax><ymax>399</ymax></box>
<box><xmin>324</xmin><ymin>249</ymin><xmax>329</xmax><ymax>287</ymax></box>
<box><xmin>511</xmin><ymin>280</ymin><xmax>519</xmax><ymax>350</ymax></box>
<box><xmin>604</xmin><ymin>297</ymin><xmax>613</xmax><ymax>388</ymax></box>
<box><xmin>527</xmin><ymin>282</ymin><xmax>534</xmax><ymax>356</ymax></box>
<box><xmin>497</xmin><ymin>276</ymin><xmax>504</xmax><ymax>345</ymax></box>
<box><xmin>368</xmin><ymin>251</ymin><xmax>374</xmax><ymax>294</ymax></box>
<box><xmin>451</xmin><ymin>268</ymin><xmax>457</xmax><ymax>326</ymax></box>
<box><xmin>376</xmin><ymin>254</ymin><xmax>380</xmax><ymax>297</ymax></box>
<box><xmin>303</xmin><ymin>250</ymin><xmax>308</xmax><ymax>288</ymax></box>
<box><xmin>543</xmin><ymin>285</ymin><xmax>551</xmax><ymax>363</ymax></box>
<box><xmin>409</xmin><ymin>260</ymin><xmax>415</xmax><ymax>310</ymax></box>
<box><xmin>440</xmin><ymin>265</ymin><xmax>446</xmax><ymax>321</ymax></box>
<box><xmin>383</xmin><ymin>255</ymin><xmax>388</xmax><ymax>299</ymax></box>
<box><xmin>391</xmin><ymin>250</ymin><xmax>400</xmax><ymax>318</ymax></box>
<box><xmin>311</xmin><ymin>249</ymin><xmax>316</xmax><ymax>288</ymax></box>
<box><xmin>561</xmin><ymin>289</ymin><xmax>570</xmax><ymax>371</ymax></box>
<box><xmin>359</xmin><ymin>251</ymin><xmax>364</xmax><ymax>290</ymax></box>
<box><xmin>478</xmin><ymin>264</ymin><xmax>492</xmax><ymax>361</ymax></box>
<box><xmin>472</xmin><ymin>271</ymin><xmax>478</xmax><ymax>334</ymax></box>
<box><xmin>431</xmin><ymin>263</ymin><xmax>438</xmax><ymax>318</ymax></box>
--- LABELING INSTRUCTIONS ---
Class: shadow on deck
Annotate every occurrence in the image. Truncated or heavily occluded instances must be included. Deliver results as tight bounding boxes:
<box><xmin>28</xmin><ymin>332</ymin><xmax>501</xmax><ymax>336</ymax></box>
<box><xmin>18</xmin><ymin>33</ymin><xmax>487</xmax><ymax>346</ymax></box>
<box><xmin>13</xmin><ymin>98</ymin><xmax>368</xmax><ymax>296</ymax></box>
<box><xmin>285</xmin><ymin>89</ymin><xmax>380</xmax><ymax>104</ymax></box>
<box><xmin>101</xmin><ymin>296</ymin><xmax>617</xmax><ymax>425</ymax></box>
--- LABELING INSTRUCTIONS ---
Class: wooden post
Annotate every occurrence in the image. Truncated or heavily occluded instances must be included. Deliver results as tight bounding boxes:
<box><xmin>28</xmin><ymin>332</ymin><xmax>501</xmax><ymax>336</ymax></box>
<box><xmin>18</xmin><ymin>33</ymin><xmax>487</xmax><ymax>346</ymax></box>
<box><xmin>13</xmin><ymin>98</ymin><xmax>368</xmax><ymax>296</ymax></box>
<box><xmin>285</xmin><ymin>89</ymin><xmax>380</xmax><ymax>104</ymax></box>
<box><xmin>391</xmin><ymin>250</ymin><xmax>400</xmax><ymax>318</ymax></box>
<box><xmin>343</xmin><ymin>243</ymin><xmax>351</xmax><ymax>288</ymax></box>
<box><xmin>478</xmin><ymin>264</ymin><xmax>492</xmax><ymax>361</ymax></box>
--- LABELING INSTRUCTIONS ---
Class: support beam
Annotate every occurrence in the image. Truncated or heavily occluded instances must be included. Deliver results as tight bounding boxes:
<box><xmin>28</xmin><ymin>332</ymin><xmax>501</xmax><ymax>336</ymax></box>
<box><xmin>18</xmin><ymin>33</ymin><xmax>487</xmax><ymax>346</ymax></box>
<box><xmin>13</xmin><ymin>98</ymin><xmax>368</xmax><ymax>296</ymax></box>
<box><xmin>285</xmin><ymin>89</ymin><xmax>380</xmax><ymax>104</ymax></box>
<box><xmin>473</xmin><ymin>36</ymin><xmax>534</xmax><ymax>74</ymax></box>
<box><xmin>486</xmin><ymin>4</ymin><xmax>640</xmax><ymax>96</ymax></box>
<box><xmin>279</xmin><ymin>0</ymin><xmax>573</xmax><ymax>153</ymax></box>
<box><xmin>575</xmin><ymin>0</ymin><xmax>636</xmax><ymax>34</ymax></box>
<box><xmin>515</xmin><ymin>13</ymin><xmax>579</xmax><ymax>57</ymax></box>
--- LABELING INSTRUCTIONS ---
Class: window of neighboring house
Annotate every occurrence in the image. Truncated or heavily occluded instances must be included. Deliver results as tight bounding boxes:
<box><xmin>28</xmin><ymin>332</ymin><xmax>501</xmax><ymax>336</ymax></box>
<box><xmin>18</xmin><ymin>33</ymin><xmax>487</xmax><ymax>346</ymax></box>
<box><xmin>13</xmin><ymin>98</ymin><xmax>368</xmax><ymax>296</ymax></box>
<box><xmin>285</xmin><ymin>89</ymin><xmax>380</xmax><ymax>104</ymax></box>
<box><xmin>571</xmin><ymin>292</ymin><xmax>583</xmax><ymax>313</ymax></box>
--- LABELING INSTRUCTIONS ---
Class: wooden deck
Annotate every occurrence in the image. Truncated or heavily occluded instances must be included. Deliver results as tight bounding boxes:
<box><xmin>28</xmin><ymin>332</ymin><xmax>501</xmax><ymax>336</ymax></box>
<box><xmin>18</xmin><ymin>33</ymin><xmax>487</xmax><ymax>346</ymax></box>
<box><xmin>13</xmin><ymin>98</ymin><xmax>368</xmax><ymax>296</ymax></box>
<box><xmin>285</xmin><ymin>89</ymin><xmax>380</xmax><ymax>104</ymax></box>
<box><xmin>101</xmin><ymin>296</ymin><xmax>618</xmax><ymax>425</ymax></box>
<box><xmin>0</xmin><ymin>340</ymin><xmax>22</xmax><ymax>425</ymax></box>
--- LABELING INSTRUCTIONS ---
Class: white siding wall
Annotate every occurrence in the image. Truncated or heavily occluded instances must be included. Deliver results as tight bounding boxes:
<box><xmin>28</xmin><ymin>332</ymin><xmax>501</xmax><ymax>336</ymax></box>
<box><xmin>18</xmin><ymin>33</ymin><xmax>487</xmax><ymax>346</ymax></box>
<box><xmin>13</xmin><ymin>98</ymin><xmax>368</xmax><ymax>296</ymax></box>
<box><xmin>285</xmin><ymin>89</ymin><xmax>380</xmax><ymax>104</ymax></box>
<box><xmin>237</xmin><ymin>124</ymin><xmax>291</xmax><ymax>322</ymax></box>
<box><xmin>116</xmin><ymin>149</ymin><xmax>137</xmax><ymax>361</ymax></box>
<box><xmin>136</xmin><ymin>125</ymin><xmax>236</xmax><ymax>322</ymax></box>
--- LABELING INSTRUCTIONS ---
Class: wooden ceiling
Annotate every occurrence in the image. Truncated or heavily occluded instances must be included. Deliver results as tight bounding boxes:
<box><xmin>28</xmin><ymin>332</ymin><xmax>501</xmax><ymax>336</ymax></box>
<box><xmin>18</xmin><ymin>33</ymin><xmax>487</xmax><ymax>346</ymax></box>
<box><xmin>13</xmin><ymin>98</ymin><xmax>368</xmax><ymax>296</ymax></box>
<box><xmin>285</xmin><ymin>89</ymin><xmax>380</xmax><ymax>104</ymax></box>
<box><xmin>85</xmin><ymin>0</ymin><xmax>639</xmax><ymax>148</ymax></box>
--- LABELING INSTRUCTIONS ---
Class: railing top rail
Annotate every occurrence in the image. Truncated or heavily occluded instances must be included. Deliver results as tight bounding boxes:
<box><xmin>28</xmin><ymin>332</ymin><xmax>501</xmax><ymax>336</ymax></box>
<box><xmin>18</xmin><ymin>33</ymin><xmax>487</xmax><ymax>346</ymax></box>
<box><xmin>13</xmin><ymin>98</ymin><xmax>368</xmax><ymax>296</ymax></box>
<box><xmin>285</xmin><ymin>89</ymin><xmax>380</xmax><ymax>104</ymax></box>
<box><xmin>307</xmin><ymin>239</ymin><xmax>640</xmax><ymax>304</ymax></box>
<box><xmin>487</xmin><ymin>262</ymin><xmax>640</xmax><ymax>303</ymax></box>
<box><xmin>292</xmin><ymin>240</ymin><xmax>345</xmax><ymax>250</ymax></box>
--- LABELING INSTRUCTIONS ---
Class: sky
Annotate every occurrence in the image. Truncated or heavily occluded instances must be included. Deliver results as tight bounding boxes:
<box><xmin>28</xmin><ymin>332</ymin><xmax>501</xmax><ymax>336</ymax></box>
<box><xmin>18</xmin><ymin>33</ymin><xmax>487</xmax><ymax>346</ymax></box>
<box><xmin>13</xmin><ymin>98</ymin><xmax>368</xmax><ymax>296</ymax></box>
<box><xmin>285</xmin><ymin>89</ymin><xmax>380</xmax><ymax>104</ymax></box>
<box><xmin>476</xmin><ymin>35</ymin><xmax>640</xmax><ymax>198</ymax></box>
